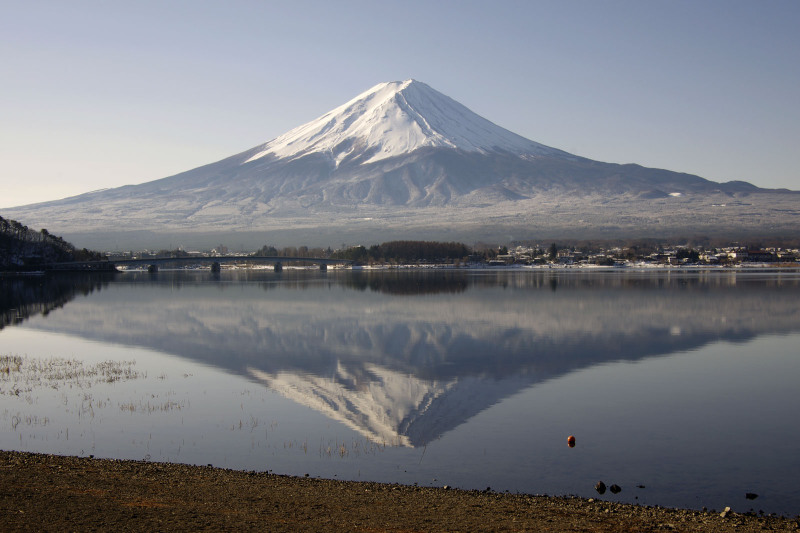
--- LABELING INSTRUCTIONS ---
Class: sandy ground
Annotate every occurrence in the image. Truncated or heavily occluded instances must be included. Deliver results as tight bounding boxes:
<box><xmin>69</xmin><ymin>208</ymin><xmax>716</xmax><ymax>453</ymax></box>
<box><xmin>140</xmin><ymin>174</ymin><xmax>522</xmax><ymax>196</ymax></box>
<box><xmin>1</xmin><ymin>451</ymin><xmax>798</xmax><ymax>532</ymax></box>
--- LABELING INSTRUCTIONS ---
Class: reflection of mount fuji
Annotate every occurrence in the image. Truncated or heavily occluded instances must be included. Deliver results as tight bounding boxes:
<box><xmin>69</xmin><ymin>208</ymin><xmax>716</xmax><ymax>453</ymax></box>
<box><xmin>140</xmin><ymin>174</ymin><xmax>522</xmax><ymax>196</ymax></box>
<box><xmin>14</xmin><ymin>270</ymin><xmax>800</xmax><ymax>446</ymax></box>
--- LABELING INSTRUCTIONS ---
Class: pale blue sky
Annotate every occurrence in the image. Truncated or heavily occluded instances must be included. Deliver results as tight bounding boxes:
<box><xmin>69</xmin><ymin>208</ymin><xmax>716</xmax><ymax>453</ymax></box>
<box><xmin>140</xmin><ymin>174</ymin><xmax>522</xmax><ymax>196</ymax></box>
<box><xmin>2</xmin><ymin>0</ymin><xmax>798</xmax><ymax>208</ymax></box>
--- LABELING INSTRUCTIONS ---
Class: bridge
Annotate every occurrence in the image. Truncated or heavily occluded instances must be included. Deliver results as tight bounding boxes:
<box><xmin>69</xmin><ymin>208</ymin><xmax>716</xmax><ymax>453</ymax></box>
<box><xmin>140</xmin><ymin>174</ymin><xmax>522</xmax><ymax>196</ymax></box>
<box><xmin>46</xmin><ymin>256</ymin><xmax>353</xmax><ymax>273</ymax></box>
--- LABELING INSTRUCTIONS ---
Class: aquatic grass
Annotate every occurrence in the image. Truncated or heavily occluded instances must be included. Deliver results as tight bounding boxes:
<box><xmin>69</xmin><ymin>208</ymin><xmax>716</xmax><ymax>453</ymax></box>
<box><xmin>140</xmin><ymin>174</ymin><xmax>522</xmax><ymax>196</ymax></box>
<box><xmin>0</xmin><ymin>354</ymin><xmax>142</xmax><ymax>396</ymax></box>
<box><xmin>0</xmin><ymin>355</ymin><xmax>23</xmax><ymax>374</ymax></box>
<box><xmin>119</xmin><ymin>399</ymin><xmax>185</xmax><ymax>414</ymax></box>
<box><xmin>10</xmin><ymin>414</ymin><xmax>50</xmax><ymax>430</ymax></box>
<box><xmin>318</xmin><ymin>437</ymin><xmax>389</xmax><ymax>459</ymax></box>
<box><xmin>231</xmin><ymin>414</ymin><xmax>261</xmax><ymax>432</ymax></box>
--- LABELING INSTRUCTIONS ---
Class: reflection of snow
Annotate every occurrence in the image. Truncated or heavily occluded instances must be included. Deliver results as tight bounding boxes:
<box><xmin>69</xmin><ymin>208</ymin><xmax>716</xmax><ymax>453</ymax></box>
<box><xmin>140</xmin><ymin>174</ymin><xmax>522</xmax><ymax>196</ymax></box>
<box><xmin>248</xmin><ymin>363</ymin><xmax>456</xmax><ymax>447</ymax></box>
<box><xmin>247</xmin><ymin>363</ymin><xmax>532</xmax><ymax>448</ymax></box>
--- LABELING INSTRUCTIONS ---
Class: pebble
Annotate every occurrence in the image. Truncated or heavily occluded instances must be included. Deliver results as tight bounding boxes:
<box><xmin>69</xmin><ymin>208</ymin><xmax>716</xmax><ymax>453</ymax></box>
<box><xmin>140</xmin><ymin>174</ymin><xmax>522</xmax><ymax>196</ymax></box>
<box><xmin>595</xmin><ymin>481</ymin><xmax>606</xmax><ymax>495</ymax></box>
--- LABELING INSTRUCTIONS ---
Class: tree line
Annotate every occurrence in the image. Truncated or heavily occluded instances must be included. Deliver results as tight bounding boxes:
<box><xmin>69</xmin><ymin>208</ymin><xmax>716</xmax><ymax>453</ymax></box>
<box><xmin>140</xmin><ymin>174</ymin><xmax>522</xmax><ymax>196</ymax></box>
<box><xmin>251</xmin><ymin>245</ymin><xmax>333</xmax><ymax>258</ymax></box>
<box><xmin>330</xmin><ymin>240</ymin><xmax>472</xmax><ymax>264</ymax></box>
<box><xmin>0</xmin><ymin>216</ymin><xmax>103</xmax><ymax>270</ymax></box>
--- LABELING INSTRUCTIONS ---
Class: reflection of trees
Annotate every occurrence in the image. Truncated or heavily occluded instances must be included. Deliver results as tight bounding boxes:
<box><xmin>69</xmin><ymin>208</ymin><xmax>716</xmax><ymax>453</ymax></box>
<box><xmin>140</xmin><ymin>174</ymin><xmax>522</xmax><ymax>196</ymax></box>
<box><xmin>341</xmin><ymin>271</ymin><xmax>469</xmax><ymax>295</ymax></box>
<box><xmin>115</xmin><ymin>269</ymin><xmax>472</xmax><ymax>295</ymax></box>
<box><xmin>90</xmin><ymin>268</ymin><xmax>800</xmax><ymax>295</ymax></box>
<box><xmin>0</xmin><ymin>274</ymin><xmax>113</xmax><ymax>329</ymax></box>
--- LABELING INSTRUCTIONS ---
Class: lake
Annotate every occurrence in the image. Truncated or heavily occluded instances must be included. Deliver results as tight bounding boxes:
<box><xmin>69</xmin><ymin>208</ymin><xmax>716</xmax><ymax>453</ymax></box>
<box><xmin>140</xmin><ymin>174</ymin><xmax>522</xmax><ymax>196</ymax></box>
<box><xmin>1</xmin><ymin>268</ymin><xmax>799</xmax><ymax>516</ymax></box>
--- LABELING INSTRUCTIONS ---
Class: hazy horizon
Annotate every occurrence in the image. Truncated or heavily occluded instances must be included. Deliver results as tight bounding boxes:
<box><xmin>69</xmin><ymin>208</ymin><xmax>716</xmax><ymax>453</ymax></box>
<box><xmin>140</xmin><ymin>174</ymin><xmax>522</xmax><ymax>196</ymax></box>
<box><xmin>2</xmin><ymin>0</ymin><xmax>799</xmax><ymax>209</ymax></box>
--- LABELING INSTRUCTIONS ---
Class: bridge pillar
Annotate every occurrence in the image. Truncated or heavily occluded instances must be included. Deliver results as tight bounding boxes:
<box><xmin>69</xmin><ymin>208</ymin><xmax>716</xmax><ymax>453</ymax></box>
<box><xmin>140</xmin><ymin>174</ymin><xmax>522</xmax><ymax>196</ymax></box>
<box><xmin>211</xmin><ymin>262</ymin><xmax>221</xmax><ymax>273</ymax></box>
<box><xmin>148</xmin><ymin>264</ymin><xmax>158</xmax><ymax>273</ymax></box>
<box><xmin>274</xmin><ymin>262</ymin><xmax>283</xmax><ymax>273</ymax></box>
<box><xmin>319</xmin><ymin>263</ymin><xmax>327</xmax><ymax>272</ymax></box>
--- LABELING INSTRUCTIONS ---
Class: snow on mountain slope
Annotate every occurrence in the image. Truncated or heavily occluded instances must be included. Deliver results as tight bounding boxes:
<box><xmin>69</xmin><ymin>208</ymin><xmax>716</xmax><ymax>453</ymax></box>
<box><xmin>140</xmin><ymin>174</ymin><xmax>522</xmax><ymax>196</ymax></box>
<box><xmin>2</xmin><ymin>79</ymin><xmax>798</xmax><ymax>249</ymax></box>
<box><xmin>244</xmin><ymin>80</ymin><xmax>568</xmax><ymax>167</ymax></box>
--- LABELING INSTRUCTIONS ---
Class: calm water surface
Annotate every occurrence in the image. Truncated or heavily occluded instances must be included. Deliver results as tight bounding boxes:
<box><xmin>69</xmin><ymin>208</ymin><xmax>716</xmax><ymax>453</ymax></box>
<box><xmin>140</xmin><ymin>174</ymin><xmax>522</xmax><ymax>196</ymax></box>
<box><xmin>1</xmin><ymin>269</ymin><xmax>799</xmax><ymax>516</ymax></box>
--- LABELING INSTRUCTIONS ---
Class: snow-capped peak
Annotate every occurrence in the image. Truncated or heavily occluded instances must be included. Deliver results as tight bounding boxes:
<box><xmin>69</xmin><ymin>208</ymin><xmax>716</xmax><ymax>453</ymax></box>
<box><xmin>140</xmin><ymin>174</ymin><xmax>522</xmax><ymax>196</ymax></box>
<box><xmin>244</xmin><ymin>79</ymin><xmax>562</xmax><ymax>167</ymax></box>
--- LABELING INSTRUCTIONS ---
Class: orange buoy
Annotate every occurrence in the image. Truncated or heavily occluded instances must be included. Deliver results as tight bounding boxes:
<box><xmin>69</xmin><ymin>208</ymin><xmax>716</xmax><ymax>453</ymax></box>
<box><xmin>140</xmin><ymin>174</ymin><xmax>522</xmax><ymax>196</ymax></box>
<box><xmin>567</xmin><ymin>435</ymin><xmax>576</xmax><ymax>447</ymax></box>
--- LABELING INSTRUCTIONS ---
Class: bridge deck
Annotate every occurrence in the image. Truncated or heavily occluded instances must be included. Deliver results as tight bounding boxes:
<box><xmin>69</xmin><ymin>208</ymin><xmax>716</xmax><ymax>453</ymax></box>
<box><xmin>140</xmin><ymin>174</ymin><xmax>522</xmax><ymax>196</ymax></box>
<box><xmin>46</xmin><ymin>256</ymin><xmax>352</xmax><ymax>270</ymax></box>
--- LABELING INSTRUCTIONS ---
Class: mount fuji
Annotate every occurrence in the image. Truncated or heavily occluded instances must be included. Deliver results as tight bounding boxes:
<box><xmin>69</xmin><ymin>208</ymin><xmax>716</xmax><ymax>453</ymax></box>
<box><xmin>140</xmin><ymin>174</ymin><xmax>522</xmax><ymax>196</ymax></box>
<box><xmin>3</xmin><ymin>80</ymin><xmax>798</xmax><ymax>249</ymax></box>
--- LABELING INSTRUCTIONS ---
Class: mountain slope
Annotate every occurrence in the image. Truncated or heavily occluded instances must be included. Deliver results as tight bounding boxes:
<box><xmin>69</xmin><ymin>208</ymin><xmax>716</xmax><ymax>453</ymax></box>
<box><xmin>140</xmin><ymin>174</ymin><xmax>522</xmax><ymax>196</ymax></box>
<box><xmin>2</xmin><ymin>79</ymin><xmax>798</xmax><ymax>248</ymax></box>
<box><xmin>243</xmin><ymin>80</ymin><xmax>572</xmax><ymax>167</ymax></box>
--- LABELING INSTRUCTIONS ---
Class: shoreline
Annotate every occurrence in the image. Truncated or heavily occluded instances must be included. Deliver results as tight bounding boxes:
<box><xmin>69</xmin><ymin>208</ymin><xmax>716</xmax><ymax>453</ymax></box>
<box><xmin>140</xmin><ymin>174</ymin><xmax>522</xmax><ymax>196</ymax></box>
<box><xmin>2</xmin><ymin>450</ymin><xmax>797</xmax><ymax>532</ymax></box>
<box><xmin>4</xmin><ymin>264</ymin><xmax>800</xmax><ymax>276</ymax></box>
<box><xmin>84</xmin><ymin>263</ymin><xmax>800</xmax><ymax>275</ymax></box>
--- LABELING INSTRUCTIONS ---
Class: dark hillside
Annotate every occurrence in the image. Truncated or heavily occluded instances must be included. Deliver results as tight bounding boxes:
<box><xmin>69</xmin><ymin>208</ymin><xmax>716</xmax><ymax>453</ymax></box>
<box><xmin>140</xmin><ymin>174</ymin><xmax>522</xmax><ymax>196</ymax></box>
<box><xmin>0</xmin><ymin>216</ymin><xmax>102</xmax><ymax>271</ymax></box>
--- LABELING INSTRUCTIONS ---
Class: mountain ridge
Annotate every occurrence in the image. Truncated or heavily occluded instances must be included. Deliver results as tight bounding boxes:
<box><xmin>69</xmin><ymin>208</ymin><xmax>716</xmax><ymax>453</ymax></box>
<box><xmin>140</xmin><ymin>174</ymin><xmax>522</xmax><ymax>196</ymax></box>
<box><xmin>2</xmin><ymin>80</ymin><xmax>798</xmax><ymax>249</ymax></box>
<box><xmin>242</xmin><ymin>80</ymin><xmax>573</xmax><ymax>167</ymax></box>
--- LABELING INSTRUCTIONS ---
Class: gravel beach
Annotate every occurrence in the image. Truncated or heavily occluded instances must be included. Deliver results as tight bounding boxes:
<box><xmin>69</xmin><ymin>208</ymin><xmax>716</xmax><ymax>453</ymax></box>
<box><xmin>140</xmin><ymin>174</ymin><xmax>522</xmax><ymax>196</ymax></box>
<box><xmin>1</xmin><ymin>451</ymin><xmax>797</xmax><ymax>532</ymax></box>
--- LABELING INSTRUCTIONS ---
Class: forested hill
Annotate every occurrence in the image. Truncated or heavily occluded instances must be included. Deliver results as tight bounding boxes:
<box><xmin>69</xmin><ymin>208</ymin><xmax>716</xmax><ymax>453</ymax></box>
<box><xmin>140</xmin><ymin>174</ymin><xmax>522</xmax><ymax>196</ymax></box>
<box><xmin>0</xmin><ymin>216</ymin><xmax>103</xmax><ymax>271</ymax></box>
<box><xmin>330</xmin><ymin>241</ymin><xmax>472</xmax><ymax>264</ymax></box>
